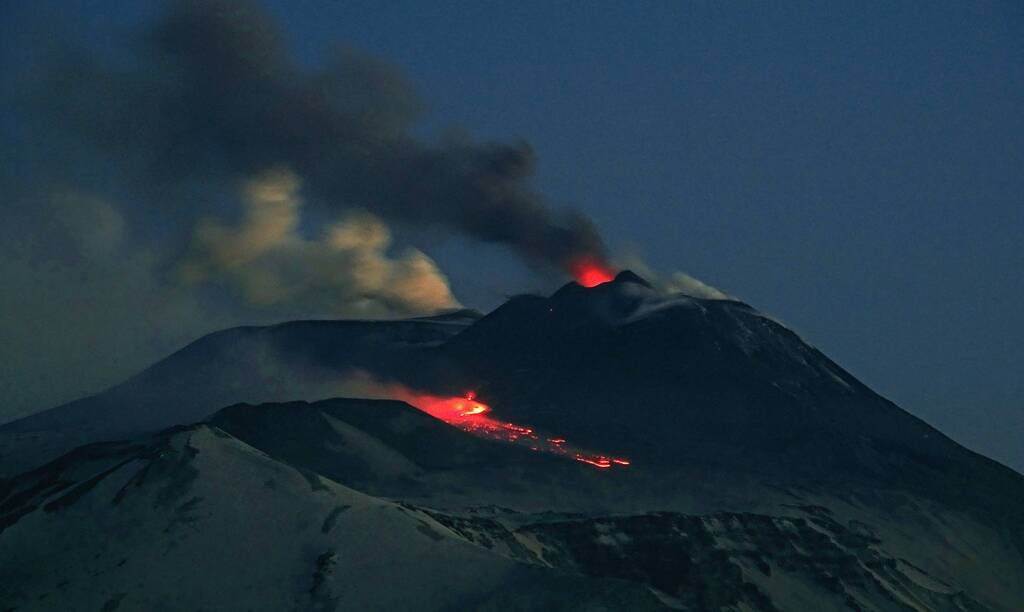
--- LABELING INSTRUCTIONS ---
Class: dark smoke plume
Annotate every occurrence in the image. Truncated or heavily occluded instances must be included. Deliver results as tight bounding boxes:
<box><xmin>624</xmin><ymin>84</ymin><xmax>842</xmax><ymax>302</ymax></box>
<box><xmin>45</xmin><ymin>0</ymin><xmax>608</xmax><ymax>274</ymax></box>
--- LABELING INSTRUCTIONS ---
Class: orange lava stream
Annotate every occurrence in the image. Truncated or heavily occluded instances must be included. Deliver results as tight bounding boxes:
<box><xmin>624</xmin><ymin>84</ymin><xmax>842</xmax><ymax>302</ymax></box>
<box><xmin>393</xmin><ymin>389</ymin><xmax>630</xmax><ymax>470</ymax></box>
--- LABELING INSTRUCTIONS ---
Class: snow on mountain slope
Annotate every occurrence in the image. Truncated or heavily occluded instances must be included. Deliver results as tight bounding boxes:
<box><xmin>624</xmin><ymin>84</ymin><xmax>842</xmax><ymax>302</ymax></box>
<box><xmin>425</xmin><ymin>507</ymin><xmax>996</xmax><ymax>611</ymax></box>
<box><xmin>201</xmin><ymin>398</ymin><xmax>1024</xmax><ymax>611</ymax></box>
<box><xmin>3</xmin><ymin>272</ymin><xmax>1023</xmax><ymax>610</ymax></box>
<box><xmin>0</xmin><ymin>424</ymin><xmax>663</xmax><ymax>611</ymax></box>
<box><xmin>3</xmin><ymin>409</ymin><xmax>1018</xmax><ymax>611</ymax></box>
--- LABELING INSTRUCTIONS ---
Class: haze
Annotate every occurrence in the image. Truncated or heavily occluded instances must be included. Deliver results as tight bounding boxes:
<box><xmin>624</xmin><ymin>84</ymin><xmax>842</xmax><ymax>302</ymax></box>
<box><xmin>0</xmin><ymin>0</ymin><xmax>1021</xmax><ymax>473</ymax></box>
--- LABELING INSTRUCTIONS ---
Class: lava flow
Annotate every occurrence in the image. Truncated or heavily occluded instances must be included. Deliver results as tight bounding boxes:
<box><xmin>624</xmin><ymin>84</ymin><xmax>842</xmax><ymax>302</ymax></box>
<box><xmin>569</xmin><ymin>256</ymin><xmax>615</xmax><ymax>288</ymax></box>
<box><xmin>392</xmin><ymin>388</ymin><xmax>630</xmax><ymax>469</ymax></box>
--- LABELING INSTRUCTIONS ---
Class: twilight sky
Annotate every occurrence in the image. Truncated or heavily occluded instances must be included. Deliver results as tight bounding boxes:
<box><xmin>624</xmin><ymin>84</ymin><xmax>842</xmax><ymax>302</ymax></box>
<box><xmin>1</xmin><ymin>1</ymin><xmax>1022</xmax><ymax>471</ymax></box>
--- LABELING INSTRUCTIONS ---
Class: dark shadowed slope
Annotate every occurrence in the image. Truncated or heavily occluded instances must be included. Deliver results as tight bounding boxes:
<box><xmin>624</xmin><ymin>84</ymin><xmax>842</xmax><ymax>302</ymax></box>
<box><xmin>430</xmin><ymin>273</ymin><xmax>1024</xmax><ymax>521</ymax></box>
<box><xmin>3</xmin><ymin>400</ymin><xmax>1020</xmax><ymax>610</ymax></box>
<box><xmin>2</xmin><ymin>272</ymin><xmax>1023</xmax><ymax>609</ymax></box>
<box><xmin>3</xmin><ymin>272</ymin><xmax>1022</xmax><ymax>524</ymax></box>
<box><xmin>0</xmin><ymin>311</ymin><xmax>479</xmax><ymax>476</ymax></box>
<box><xmin>0</xmin><ymin>422</ymin><xmax>664</xmax><ymax>611</ymax></box>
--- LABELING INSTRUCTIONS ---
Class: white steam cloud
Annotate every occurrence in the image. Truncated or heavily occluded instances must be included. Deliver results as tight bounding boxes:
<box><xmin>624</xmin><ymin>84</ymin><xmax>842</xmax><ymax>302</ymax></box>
<box><xmin>662</xmin><ymin>272</ymin><xmax>731</xmax><ymax>301</ymax></box>
<box><xmin>615</xmin><ymin>253</ymin><xmax>732</xmax><ymax>301</ymax></box>
<box><xmin>178</xmin><ymin>168</ymin><xmax>460</xmax><ymax>317</ymax></box>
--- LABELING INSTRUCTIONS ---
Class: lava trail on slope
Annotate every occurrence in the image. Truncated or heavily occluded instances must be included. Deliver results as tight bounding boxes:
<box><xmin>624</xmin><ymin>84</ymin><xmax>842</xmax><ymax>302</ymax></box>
<box><xmin>389</xmin><ymin>388</ymin><xmax>630</xmax><ymax>469</ymax></box>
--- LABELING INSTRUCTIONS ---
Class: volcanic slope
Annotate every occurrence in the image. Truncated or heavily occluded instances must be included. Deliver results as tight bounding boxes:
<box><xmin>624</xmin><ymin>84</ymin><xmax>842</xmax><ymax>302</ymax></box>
<box><xmin>1</xmin><ymin>401</ymin><xmax>1013</xmax><ymax>611</ymax></box>
<box><xmin>2</xmin><ymin>272</ymin><xmax>1023</xmax><ymax>609</ymax></box>
<box><xmin>206</xmin><ymin>397</ymin><xmax>1024</xmax><ymax>611</ymax></box>
<box><xmin>429</xmin><ymin>273</ymin><xmax>1024</xmax><ymax>519</ymax></box>
<box><xmin>0</xmin><ymin>422</ymin><xmax>665</xmax><ymax>611</ymax></box>
<box><xmin>0</xmin><ymin>310</ymin><xmax>480</xmax><ymax>476</ymax></box>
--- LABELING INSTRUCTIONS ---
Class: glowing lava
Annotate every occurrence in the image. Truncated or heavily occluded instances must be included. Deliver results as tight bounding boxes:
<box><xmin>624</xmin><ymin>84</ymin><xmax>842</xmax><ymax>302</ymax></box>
<box><xmin>569</xmin><ymin>257</ymin><xmax>615</xmax><ymax>288</ymax></box>
<box><xmin>390</xmin><ymin>388</ymin><xmax>630</xmax><ymax>470</ymax></box>
<box><xmin>406</xmin><ymin>392</ymin><xmax>495</xmax><ymax>422</ymax></box>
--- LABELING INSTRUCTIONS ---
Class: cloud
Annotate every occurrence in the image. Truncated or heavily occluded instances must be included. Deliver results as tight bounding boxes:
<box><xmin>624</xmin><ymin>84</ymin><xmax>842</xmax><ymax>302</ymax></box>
<box><xmin>663</xmin><ymin>272</ymin><xmax>731</xmax><ymax>301</ymax></box>
<box><xmin>178</xmin><ymin>168</ymin><xmax>460</xmax><ymax>317</ymax></box>
<box><xmin>0</xmin><ymin>0</ymin><xmax>607</xmax><ymax>422</ymax></box>
<box><xmin>37</xmin><ymin>0</ymin><xmax>608</xmax><ymax>274</ymax></box>
<box><xmin>49</xmin><ymin>191</ymin><xmax>125</xmax><ymax>256</ymax></box>
<box><xmin>0</xmin><ymin>190</ymin><xmax>219</xmax><ymax>423</ymax></box>
<box><xmin>614</xmin><ymin>253</ymin><xmax>732</xmax><ymax>300</ymax></box>
<box><xmin>0</xmin><ymin>172</ymin><xmax>458</xmax><ymax>424</ymax></box>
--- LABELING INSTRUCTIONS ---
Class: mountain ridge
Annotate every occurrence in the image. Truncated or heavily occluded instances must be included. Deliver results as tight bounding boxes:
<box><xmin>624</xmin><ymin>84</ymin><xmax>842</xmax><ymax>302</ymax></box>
<box><xmin>3</xmin><ymin>397</ymin><xmax>1021</xmax><ymax>610</ymax></box>
<box><xmin>2</xmin><ymin>271</ymin><xmax>1022</xmax><ymax>610</ymax></box>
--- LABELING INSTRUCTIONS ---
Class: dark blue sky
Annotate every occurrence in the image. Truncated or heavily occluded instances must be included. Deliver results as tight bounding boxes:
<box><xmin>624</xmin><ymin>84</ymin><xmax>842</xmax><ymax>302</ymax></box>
<box><xmin>261</xmin><ymin>0</ymin><xmax>1024</xmax><ymax>469</ymax></box>
<box><xmin>6</xmin><ymin>1</ymin><xmax>1023</xmax><ymax>470</ymax></box>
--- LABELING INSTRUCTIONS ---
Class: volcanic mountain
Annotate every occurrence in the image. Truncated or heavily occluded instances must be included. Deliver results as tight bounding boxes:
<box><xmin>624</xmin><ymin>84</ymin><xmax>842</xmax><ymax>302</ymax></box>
<box><xmin>2</xmin><ymin>272</ymin><xmax>1022</xmax><ymax>610</ymax></box>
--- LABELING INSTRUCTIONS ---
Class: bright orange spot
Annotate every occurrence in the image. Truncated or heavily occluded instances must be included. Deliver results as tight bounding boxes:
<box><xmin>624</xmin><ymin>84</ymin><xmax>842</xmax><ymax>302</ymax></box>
<box><xmin>576</xmin><ymin>456</ymin><xmax>612</xmax><ymax>468</ymax></box>
<box><xmin>385</xmin><ymin>385</ymin><xmax>631</xmax><ymax>470</ymax></box>
<box><xmin>569</xmin><ymin>257</ymin><xmax>615</xmax><ymax>288</ymax></box>
<box><xmin>410</xmin><ymin>393</ymin><xmax>491</xmax><ymax>420</ymax></box>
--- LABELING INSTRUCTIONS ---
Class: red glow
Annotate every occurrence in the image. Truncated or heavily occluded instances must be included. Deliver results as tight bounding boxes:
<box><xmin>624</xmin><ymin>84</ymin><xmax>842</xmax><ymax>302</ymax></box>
<box><xmin>387</xmin><ymin>386</ymin><xmax>630</xmax><ymax>470</ymax></box>
<box><xmin>569</xmin><ymin>257</ymin><xmax>615</xmax><ymax>288</ymax></box>
<box><xmin>408</xmin><ymin>392</ymin><xmax>493</xmax><ymax>421</ymax></box>
<box><xmin>576</xmin><ymin>456</ymin><xmax>612</xmax><ymax>469</ymax></box>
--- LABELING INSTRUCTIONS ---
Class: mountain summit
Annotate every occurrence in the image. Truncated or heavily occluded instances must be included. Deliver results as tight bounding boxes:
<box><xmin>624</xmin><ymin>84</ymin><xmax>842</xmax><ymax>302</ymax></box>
<box><xmin>2</xmin><ymin>273</ymin><xmax>1022</xmax><ymax>610</ymax></box>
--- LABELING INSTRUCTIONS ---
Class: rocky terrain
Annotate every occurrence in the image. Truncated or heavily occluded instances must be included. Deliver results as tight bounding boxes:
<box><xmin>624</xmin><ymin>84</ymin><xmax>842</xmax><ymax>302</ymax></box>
<box><xmin>2</xmin><ymin>272</ymin><xmax>1021</xmax><ymax>610</ymax></box>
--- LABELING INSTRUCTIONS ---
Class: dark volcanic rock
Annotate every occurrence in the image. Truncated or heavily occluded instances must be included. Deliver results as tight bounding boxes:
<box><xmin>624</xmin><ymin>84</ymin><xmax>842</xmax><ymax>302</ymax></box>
<box><xmin>2</xmin><ymin>271</ymin><xmax>1023</xmax><ymax>610</ymax></box>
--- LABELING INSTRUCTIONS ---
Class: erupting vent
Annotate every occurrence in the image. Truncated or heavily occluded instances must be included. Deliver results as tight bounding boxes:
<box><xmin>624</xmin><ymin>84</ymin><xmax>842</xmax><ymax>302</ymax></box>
<box><xmin>395</xmin><ymin>390</ymin><xmax>630</xmax><ymax>469</ymax></box>
<box><xmin>569</xmin><ymin>257</ymin><xmax>615</xmax><ymax>288</ymax></box>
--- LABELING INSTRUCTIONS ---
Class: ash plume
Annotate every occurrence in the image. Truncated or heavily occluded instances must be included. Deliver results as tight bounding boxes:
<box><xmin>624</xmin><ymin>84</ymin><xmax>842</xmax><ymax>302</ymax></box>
<box><xmin>178</xmin><ymin>168</ymin><xmax>460</xmax><ymax>316</ymax></box>
<box><xmin>0</xmin><ymin>0</ymin><xmax>612</xmax><ymax>419</ymax></box>
<box><xmin>45</xmin><ymin>0</ymin><xmax>609</xmax><ymax>274</ymax></box>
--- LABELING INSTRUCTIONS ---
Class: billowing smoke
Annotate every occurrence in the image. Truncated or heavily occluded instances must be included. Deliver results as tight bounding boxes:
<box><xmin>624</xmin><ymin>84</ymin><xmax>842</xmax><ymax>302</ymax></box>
<box><xmin>663</xmin><ymin>272</ymin><xmax>731</xmax><ymax>301</ymax></box>
<box><xmin>178</xmin><ymin>168</ymin><xmax>460</xmax><ymax>316</ymax></box>
<box><xmin>0</xmin><ymin>0</ymin><xmax>612</xmax><ymax>420</ymax></box>
<box><xmin>615</xmin><ymin>254</ymin><xmax>732</xmax><ymax>300</ymax></box>
<box><xmin>45</xmin><ymin>0</ymin><xmax>609</xmax><ymax>275</ymax></box>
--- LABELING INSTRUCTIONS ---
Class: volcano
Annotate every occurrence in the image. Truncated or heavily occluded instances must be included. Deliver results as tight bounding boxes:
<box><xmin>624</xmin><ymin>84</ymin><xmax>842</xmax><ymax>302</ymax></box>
<box><xmin>569</xmin><ymin>257</ymin><xmax>616</xmax><ymax>287</ymax></box>
<box><xmin>1</xmin><ymin>272</ymin><xmax>1022</xmax><ymax>611</ymax></box>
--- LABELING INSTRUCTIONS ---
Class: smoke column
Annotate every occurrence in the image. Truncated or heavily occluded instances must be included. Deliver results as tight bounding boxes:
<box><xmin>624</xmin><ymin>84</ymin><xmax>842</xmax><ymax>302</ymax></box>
<box><xmin>44</xmin><ymin>0</ymin><xmax>610</xmax><ymax>277</ymax></box>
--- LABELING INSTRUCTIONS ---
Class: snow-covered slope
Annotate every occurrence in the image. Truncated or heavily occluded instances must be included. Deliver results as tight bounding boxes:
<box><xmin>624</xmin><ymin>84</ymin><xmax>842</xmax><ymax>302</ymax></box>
<box><xmin>204</xmin><ymin>398</ymin><xmax>1024</xmax><ymax>611</ymax></box>
<box><xmin>3</xmin><ymin>403</ymin><xmax>1020</xmax><ymax>610</ymax></box>
<box><xmin>2</xmin><ymin>272</ymin><xmax>1023</xmax><ymax>610</ymax></box>
<box><xmin>0</xmin><ymin>423</ymin><xmax>663</xmax><ymax>611</ymax></box>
